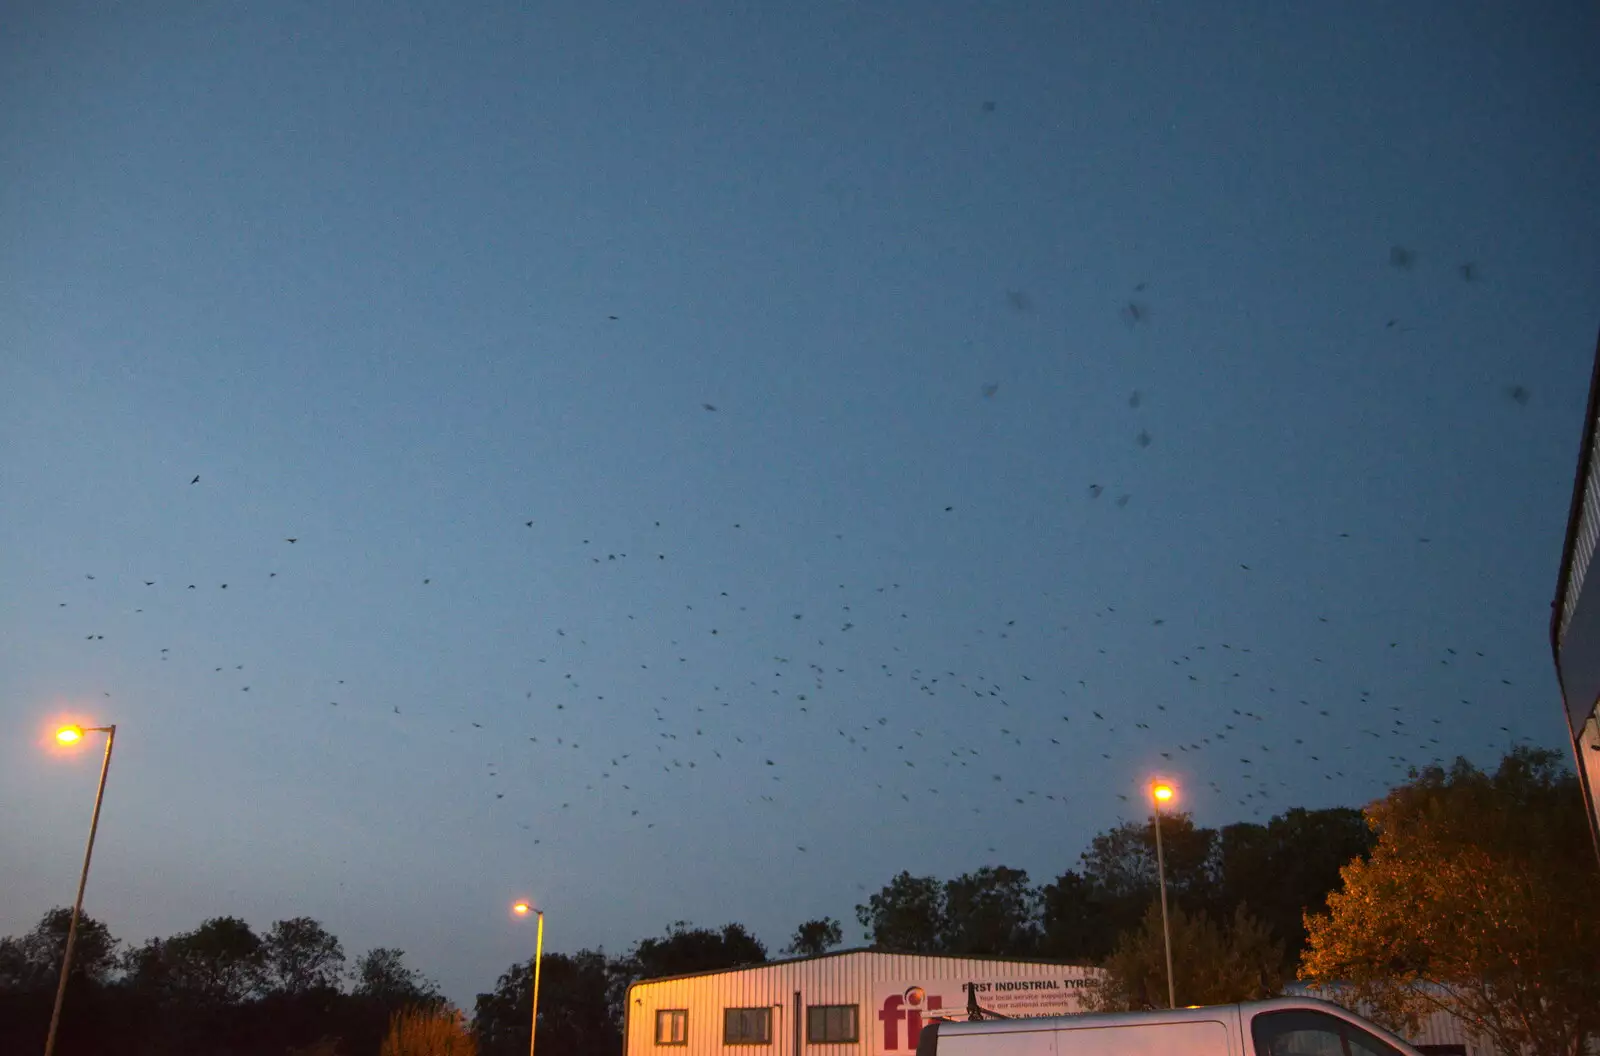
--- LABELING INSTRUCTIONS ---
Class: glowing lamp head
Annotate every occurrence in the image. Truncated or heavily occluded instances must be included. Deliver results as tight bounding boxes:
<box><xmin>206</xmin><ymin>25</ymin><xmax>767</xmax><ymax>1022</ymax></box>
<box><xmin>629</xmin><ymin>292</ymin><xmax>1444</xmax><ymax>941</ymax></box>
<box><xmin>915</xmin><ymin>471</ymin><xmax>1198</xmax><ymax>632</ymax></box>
<box><xmin>1151</xmin><ymin>782</ymin><xmax>1176</xmax><ymax>803</ymax></box>
<box><xmin>512</xmin><ymin>902</ymin><xmax>532</xmax><ymax>917</ymax></box>
<box><xmin>56</xmin><ymin>726</ymin><xmax>84</xmax><ymax>745</ymax></box>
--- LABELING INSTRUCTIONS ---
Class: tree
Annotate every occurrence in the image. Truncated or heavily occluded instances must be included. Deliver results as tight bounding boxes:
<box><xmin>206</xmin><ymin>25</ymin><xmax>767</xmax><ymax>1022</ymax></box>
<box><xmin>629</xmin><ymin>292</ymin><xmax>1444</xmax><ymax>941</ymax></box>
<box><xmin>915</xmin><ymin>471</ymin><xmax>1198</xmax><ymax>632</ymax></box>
<box><xmin>382</xmin><ymin>1003</ymin><xmax>476</xmax><ymax>1056</ymax></box>
<box><xmin>134</xmin><ymin>916</ymin><xmax>266</xmax><ymax>1005</ymax></box>
<box><xmin>1085</xmin><ymin>902</ymin><xmax>1284</xmax><ymax>1012</ymax></box>
<box><xmin>784</xmin><ymin>918</ymin><xmax>844</xmax><ymax>957</ymax></box>
<box><xmin>1037</xmin><ymin>870</ymin><xmax>1118</xmax><ymax>961</ymax></box>
<box><xmin>0</xmin><ymin>937</ymin><xmax>28</xmax><ymax>991</ymax></box>
<box><xmin>628</xmin><ymin>922</ymin><xmax>766</xmax><ymax>981</ymax></box>
<box><xmin>1215</xmin><ymin>807</ymin><xmax>1374</xmax><ymax>958</ymax></box>
<box><xmin>352</xmin><ymin>948</ymin><xmax>438</xmax><ymax>1004</ymax></box>
<box><xmin>856</xmin><ymin>873</ymin><xmax>945</xmax><ymax>953</ymax></box>
<box><xmin>1042</xmin><ymin>812</ymin><xmax>1220</xmax><ymax>962</ymax></box>
<box><xmin>1080</xmin><ymin>812</ymin><xmax>1217</xmax><ymax>911</ymax></box>
<box><xmin>941</xmin><ymin>866</ymin><xmax>1039</xmax><ymax>956</ymax></box>
<box><xmin>474</xmin><ymin>950</ymin><xmax>619</xmax><ymax>1056</ymax></box>
<box><xmin>264</xmin><ymin>917</ymin><xmax>346</xmax><ymax>995</ymax></box>
<box><xmin>0</xmin><ymin>908</ymin><xmax>120</xmax><ymax>990</ymax></box>
<box><xmin>1302</xmin><ymin>750</ymin><xmax>1600</xmax><ymax>1056</ymax></box>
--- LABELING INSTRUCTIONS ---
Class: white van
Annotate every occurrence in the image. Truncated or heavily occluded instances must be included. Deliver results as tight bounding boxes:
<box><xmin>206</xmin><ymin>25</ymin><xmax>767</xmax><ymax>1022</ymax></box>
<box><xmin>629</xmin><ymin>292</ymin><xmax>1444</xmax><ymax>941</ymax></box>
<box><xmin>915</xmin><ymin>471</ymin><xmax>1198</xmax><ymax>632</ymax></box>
<box><xmin>917</xmin><ymin>997</ymin><xmax>1424</xmax><ymax>1056</ymax></box>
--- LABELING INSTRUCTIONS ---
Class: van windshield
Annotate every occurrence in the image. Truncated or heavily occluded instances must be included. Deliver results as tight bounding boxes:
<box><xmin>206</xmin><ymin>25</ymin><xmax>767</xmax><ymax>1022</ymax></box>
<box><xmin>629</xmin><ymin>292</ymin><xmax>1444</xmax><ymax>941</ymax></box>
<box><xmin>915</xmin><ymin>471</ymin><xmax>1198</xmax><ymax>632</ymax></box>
<box><xmin>1252</xmin><ymin>1010</ymin><xmax>1408</xmax><ymax>1056</ymax></box>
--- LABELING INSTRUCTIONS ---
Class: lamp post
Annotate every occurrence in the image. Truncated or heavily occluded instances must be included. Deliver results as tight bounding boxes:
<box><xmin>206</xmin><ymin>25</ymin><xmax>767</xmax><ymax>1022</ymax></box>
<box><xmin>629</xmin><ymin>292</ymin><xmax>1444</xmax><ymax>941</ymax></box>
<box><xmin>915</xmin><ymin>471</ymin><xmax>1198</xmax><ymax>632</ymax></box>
<box><xmin>1150</xmin><ymin>780</ymin><xmax>1177</xmax><ymax>1010</ymax></box>
<box><xmin>45</xmin><ymin>723</ymin><xmax>117</xmax><ymax>1056</ymax></box>
<box><xmin>512</xmin><ymin>901</ymin><xmax>544</xmax><ymax>1056</ymax></box>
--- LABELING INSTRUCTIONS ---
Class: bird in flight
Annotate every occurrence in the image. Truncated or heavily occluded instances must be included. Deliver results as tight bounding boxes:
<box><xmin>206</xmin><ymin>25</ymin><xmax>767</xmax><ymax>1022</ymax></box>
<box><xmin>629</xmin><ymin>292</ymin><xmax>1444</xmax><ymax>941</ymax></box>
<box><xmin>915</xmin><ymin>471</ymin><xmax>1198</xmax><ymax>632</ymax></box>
<box><xmin>703</xmin><ymin>403</ymin><xmax>717</xmax><ymax>411</ymax></box>
<box><xmin>190</xmin><ymin>475</ymin><xmax>200</xmax><ymax>485</ymax></box>
<box><xmin>285</xmin><ymin>538</ymin><xmax>298</xmax><ymax>544</ymax></box>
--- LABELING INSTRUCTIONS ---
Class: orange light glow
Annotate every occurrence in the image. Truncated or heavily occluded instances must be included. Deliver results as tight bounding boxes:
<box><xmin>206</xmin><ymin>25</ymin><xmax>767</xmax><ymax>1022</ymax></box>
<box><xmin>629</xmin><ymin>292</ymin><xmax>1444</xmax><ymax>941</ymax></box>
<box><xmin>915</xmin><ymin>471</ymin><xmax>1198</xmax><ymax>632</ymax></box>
<box><xmin>1151</xmin><ymin>782</ymin><xmax>1176</xmax><ymax>803</ymax></box>
<box><xmin>512</xmin><ymin>902</ymin><xmax>532</xmax><ymax>916</ymax></box>
<box><xmin>56</xmin><ymin>726</ymin><xmax>84</xmax><ymax>745</ymax></box>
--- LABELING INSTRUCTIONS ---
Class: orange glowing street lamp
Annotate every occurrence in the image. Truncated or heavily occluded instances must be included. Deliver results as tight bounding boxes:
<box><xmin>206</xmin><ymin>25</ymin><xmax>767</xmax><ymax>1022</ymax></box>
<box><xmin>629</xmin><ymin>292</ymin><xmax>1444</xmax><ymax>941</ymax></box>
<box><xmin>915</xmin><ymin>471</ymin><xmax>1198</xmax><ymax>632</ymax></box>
<box><xmin>1149</xmin><ymin>779</ymin><xmax>1177</xmax><ymax>1010</ymax></box>
<box><xmin>512</xmin><ymin>901</ymin><xmax>545</xmax><ymax>1056</ymax></box>
<box><xmin>45</xmin><ymin>723</ymin><xmax>118</xmax><ymax>1056</ymax></box>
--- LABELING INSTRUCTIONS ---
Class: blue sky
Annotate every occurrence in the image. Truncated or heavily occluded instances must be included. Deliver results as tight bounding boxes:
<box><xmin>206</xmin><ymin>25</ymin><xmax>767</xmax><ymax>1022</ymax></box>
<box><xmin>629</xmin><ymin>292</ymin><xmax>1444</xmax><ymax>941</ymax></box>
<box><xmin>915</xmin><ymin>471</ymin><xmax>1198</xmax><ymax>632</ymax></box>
<box><xmin>3</xmin><ymin>1</ymin><xmax>1598</xmax><ymax>1007</ymax></box>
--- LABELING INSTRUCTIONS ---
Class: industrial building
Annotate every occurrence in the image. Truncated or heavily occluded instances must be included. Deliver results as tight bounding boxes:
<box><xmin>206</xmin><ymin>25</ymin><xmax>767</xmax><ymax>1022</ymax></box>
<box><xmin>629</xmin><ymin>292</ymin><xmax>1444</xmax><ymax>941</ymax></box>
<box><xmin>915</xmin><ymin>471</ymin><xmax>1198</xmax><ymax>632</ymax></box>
<box><xmin>1551</xmin><ymin>327</ymin><xmax>1600</xmax><ymax>863</ymax></box>
<box><xmin>625</xmin><ymin>952</ymin><xmax>1540</xmax><ymax>1056</ymax></box>
<box><xmin>624</xmin><ymin>950</ymin><xmax>1101</xmax><ymax>1056</ymax></box>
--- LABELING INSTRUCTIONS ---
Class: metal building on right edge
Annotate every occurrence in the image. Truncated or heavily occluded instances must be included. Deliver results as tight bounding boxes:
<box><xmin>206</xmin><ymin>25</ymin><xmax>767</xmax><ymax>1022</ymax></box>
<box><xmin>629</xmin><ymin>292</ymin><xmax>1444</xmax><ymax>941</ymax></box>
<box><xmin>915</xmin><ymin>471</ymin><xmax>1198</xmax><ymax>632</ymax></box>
<box><xmin>1550</xmin><ymin>325</ymin><xmax>1600</xmax><ymax>866</ymax></box>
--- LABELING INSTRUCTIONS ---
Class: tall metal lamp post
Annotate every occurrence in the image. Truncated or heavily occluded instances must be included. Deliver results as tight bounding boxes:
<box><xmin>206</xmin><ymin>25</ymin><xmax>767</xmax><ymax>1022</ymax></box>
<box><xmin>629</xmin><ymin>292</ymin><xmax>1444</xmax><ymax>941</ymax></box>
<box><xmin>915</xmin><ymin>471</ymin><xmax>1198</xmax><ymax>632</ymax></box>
<box><xmin>1150</xmin><ymin>780</ymin><xmax>1177</xmax><ymax>1010</ymax></box>
<box><xmin>512</xmin><ymin>901</ymin><xmax>545</xmax><ymax>1056</ymax></box>
<box><xmin>45</xmin><ymin>723</ymin><xmax>117</xmax><ymax>1056</ymax></box>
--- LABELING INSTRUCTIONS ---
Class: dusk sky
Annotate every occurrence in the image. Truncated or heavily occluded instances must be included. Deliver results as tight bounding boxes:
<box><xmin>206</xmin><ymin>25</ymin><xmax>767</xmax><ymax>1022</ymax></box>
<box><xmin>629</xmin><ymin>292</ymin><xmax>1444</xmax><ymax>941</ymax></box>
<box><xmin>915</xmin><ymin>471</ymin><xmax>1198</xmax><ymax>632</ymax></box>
<box><xmin>4</xmin><ymin>2</ymin><xmax>1599</xmax><ymax>1008</ymax></box>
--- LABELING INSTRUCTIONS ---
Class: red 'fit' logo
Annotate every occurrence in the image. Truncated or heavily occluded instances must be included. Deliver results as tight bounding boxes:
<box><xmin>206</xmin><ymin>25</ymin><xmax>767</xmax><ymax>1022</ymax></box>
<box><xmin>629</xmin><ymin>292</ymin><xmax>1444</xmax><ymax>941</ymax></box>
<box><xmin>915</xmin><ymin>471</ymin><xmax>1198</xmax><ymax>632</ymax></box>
<box><xmin>880</xmin><ymin>987</ymin><xmax>944</xmax><ymax>1051</ymax></box>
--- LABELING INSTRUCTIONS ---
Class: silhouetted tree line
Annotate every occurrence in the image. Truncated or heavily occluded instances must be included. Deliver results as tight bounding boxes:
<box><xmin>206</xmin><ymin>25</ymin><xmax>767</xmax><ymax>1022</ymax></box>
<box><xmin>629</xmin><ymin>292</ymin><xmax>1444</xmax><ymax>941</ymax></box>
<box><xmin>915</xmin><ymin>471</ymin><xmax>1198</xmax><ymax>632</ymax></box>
<box><xmin>0</xmin><ymin>912</ymin><xmax>438</xmax><ymax>1056</ymax></box>
<box><xmin>1</xmin><ymin>806</ymin><xmax>1370</xmax><ymax>1056</ymax></box>
<box><xmin>854</xmin><ymin>806</ymin><xmax>1375</xmax><ymax>965</ymax></box>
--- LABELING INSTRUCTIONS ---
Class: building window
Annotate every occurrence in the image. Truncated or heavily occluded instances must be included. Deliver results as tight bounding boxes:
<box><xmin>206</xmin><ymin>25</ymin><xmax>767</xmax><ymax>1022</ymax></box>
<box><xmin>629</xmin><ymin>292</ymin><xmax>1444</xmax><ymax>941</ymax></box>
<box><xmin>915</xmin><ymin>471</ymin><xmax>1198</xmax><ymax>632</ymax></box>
<box><xmin>807</xmin><ymin>1005</ymin><xmax>859</xmax><ymax>1044</ymax></box>
<box><xmin>657</xmin><ymin>1009</ymin><xmax>689</xmax><ymax>1046</ymax></box>
<box><xmin>725</xmin><ymin>1007</ymin><xmax>773</xmax><ymax>1045</ymax></box>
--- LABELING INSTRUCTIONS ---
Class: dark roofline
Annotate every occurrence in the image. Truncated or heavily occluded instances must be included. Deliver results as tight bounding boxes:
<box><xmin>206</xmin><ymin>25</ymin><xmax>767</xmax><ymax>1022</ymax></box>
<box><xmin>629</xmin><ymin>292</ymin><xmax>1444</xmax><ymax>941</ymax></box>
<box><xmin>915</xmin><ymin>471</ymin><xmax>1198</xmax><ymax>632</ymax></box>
<box><xmin>627</xmin><ymin>947</ymin><xmax>1097</xmax><ymax>989</ymax></box>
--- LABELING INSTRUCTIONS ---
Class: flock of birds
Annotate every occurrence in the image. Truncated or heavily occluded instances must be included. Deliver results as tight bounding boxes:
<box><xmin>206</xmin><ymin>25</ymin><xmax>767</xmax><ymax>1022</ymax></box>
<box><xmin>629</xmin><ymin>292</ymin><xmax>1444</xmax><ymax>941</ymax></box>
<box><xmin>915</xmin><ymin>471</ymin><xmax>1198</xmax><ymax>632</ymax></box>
<box><xmin>45</xmin><ymin>239</ymin><xmax>1544</xmax><ymax>881</ymax></box>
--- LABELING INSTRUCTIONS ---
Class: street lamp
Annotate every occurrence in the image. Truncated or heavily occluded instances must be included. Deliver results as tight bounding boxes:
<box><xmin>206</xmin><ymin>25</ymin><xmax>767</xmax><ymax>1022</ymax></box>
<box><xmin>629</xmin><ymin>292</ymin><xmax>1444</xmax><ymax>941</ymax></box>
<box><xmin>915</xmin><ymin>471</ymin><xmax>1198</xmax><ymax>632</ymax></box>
<box><xmin>45</xmin><ymin>723</ymin><xmax>117</xmax><ymax>1056</ymax></box>
<box><xmin>513</xmin><ymin>901</ymin><xmax>544</xmax><ymax>1056</ymax></box>
<box><xmin>1149</xmin><ymin>780</ymin><xmax>1177</xmax><ymax>1011</ymax></box>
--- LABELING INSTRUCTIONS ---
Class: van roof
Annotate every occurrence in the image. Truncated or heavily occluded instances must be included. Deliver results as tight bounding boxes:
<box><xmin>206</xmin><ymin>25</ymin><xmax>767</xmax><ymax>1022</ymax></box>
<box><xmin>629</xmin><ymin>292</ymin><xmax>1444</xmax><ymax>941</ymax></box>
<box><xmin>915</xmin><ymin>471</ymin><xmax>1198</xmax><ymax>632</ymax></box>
<box><xmin>934</xmin><ymin>996</ymin><xmax>1373</xmax><ymax>1035</ymax></box>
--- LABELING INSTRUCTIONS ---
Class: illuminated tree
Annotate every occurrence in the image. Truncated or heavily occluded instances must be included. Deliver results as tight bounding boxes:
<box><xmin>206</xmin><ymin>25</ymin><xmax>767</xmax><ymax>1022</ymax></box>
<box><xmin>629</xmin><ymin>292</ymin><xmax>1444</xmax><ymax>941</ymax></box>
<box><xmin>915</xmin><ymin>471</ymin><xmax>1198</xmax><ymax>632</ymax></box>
<box><xmin>381</xmin><ymin>1003</ymin><xmax>477</xmax><ymax>1056</ymax></box>
<box><xmin>1302</xmin><ymin>749</ymin><xmax>1600</xmax><ymax>1056</ymax></box>
<box><xmin>1085</xmin><ymin>902</ymin><xmax>1283</xmax><ymax>1011</ymax></box>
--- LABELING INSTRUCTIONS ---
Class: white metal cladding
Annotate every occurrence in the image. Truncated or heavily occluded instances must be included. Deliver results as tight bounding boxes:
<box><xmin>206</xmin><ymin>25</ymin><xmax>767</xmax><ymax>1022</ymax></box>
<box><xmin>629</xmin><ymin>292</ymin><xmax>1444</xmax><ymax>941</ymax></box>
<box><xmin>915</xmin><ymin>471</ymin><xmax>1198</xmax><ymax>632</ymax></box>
<box><xmin>1405</xmin><ymin>1008</ymin><xmax>1487</xmax><ymax>1055</ymax></box>
<box><xmin>1558</xmin><ymin>420</ymin><xmax>1600</xmax><ymax>647</ymax></box>
<box><xmin>625</xmin><ymin>952</ymin><xmax>1102</xmax><ymax>1056</ymax></box>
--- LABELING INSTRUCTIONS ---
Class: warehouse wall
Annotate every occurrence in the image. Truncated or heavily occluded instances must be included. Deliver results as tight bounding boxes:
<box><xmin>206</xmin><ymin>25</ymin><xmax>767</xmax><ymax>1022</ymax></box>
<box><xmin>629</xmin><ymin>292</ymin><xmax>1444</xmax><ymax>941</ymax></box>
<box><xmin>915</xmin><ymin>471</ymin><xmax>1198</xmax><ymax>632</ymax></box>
<box><xmin>625</xmin><ymin>952</ymin><xmax>1100</xmax><ymax>1056</ymax></box>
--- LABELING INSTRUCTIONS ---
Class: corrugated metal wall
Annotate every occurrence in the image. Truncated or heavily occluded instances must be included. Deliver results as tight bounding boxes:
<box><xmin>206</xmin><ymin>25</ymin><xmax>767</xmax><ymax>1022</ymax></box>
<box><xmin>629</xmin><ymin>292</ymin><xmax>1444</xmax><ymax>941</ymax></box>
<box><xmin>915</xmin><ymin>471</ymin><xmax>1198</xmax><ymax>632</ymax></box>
<box><xmin>625</xmin><ymin>953</ymin><xmax>1099</xmax><ymax>1056</ymax></box>
<box><xmin>633</xmin><ymin>963</ymin><xmax>1598</xmax><ymax>1056</ymax></box>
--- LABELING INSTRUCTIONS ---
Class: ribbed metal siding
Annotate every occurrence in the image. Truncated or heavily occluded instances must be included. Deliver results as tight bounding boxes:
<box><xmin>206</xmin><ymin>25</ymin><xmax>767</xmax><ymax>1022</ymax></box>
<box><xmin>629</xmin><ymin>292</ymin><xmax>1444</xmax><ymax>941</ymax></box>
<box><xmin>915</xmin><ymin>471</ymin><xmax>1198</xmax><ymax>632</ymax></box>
<box><xmin>1405</xmin><ymin>1008</ymin><xmax>1486</xmax><ymax>1055</ymax></box>
<box><xmin>626</xmin><ymin>954</ymin><xmax>1098</xmax><ymax>1056</ymax></box>
<box><xmin>1558</xmin><ymin>427</ymin><xmax>1600</xmax><ymax>648</ymax></box>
